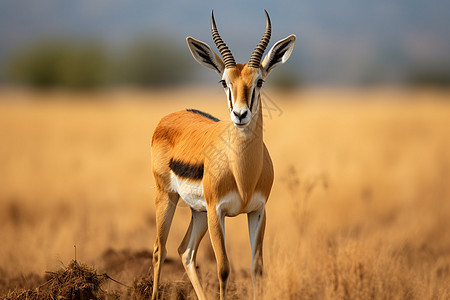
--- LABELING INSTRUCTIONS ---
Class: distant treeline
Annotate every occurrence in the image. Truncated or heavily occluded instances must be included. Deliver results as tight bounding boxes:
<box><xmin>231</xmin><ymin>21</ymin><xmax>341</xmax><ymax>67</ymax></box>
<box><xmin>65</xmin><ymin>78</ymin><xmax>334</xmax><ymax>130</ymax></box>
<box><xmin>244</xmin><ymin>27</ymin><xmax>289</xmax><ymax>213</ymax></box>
<box><xmin>3</xmin><ymin>37</ymin><xmax>301</xmax><ymax>90</ymax></box>
<box><xmin>4</xmin><ymin>37</ymin><xmax>192</xmax><ymax>89</ymax></box>
<box><xmin>3</xmin><ymin>37</ymin><xmax>449</xmax><ymax>89</ymax></box>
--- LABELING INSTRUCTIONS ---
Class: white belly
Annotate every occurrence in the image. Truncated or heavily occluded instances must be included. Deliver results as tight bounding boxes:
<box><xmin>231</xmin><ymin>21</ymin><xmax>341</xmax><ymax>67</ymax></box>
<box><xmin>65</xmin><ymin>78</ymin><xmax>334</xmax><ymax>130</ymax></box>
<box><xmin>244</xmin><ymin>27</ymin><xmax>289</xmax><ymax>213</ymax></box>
<box><xmin>216</xmin><ymin>191</ymin><xmax>266</xmax><ymax>217</ymax></box>
<box><xmin>170</xmin><ymin>172</ymin><xmax>207</xmax><ymax>211</ymax></box>
<box><xmin>243</xmin><ymin>191</ymin><xmax>266</xmax><ymax>213</ymax></box>
<box><xmin>169</xmin><ymin>172</ymin><xmax>266</xmax><ymax>215</ymax></box>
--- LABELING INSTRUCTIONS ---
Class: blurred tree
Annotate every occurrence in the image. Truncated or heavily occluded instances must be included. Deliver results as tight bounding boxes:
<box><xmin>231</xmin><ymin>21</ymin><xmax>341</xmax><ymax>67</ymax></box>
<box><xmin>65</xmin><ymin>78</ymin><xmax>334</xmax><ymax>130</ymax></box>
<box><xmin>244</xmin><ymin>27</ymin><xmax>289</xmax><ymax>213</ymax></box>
<box><xmin>119</xmin><ymin>37</ymin><xmax>191</xmax><ymax>87</ymax></box>
<box><xmin>407</xmin><ymin>66</ymin><xmax>450</xmax><ymax>88</ymax></box>
<box><xmin>5</xmin><ymin>37</ymin><xmax>192</xmax><ymax>89</ymax></box>
<box><xmin>6</xmin><ymin>41</ymin><xmax>110</xmax><ymax>89</ymax></box>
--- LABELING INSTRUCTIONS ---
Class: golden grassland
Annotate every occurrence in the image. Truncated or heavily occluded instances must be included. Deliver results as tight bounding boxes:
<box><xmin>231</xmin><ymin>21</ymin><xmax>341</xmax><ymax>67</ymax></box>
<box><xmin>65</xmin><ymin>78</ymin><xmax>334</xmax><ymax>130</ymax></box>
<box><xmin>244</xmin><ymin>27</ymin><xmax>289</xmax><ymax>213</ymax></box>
<box><xmin>0</xmin><ymin>88</ymin><xmax>449</xmax><ymax>299</ymax></box>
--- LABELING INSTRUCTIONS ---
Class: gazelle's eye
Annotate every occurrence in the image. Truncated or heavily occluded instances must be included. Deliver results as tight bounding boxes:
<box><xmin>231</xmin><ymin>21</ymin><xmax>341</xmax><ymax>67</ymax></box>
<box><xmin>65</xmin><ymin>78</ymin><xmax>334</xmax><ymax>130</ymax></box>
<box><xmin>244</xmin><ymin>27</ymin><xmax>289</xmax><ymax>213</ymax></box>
<box><xmin>220</xmin><ymin>80</ymin><xmax>227</xmax><ymax>88</ymax></box>
<box><xmin>257</xmin><ymin>79</ymin><xmax>264</xmax><ymax>88</ymax></box>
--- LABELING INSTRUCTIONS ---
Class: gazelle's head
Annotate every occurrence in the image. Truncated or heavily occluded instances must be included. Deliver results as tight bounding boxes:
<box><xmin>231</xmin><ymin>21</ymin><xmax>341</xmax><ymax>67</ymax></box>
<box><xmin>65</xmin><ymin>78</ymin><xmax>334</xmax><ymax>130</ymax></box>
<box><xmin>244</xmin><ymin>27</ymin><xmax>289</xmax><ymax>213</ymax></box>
<box><xmin>187</xmin><ymin>10</ymin><xmax>295</xmax><ymax>128</ymax></box>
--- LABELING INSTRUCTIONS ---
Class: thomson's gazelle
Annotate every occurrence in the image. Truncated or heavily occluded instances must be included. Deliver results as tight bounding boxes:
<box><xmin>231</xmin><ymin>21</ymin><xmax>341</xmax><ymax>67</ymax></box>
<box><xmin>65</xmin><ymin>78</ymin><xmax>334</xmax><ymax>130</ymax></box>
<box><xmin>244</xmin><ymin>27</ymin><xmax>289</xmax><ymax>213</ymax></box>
<box><xmin>151</xmin><ymin>10</ymin><xmax>295</xmax><ymax>300</ymax></box>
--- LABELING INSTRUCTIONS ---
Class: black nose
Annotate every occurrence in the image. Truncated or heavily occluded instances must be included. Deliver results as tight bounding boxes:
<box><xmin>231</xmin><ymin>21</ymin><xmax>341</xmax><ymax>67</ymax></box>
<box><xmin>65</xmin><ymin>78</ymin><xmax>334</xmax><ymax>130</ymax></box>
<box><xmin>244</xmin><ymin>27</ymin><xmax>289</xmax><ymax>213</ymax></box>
<box><xmin>233</xmin><ymin>110</ymin><xmax>248</xmax><ymax>121</ymax></box>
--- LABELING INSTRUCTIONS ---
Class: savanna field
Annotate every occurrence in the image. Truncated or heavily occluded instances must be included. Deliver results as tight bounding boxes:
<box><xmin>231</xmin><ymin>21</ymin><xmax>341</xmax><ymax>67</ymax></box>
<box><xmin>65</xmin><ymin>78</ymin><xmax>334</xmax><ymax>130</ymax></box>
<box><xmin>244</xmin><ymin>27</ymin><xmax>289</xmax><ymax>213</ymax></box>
<box><xmin>0</xmin><ymin>88</ymin><xmax>449</xmax><ymax>299</ymax></box>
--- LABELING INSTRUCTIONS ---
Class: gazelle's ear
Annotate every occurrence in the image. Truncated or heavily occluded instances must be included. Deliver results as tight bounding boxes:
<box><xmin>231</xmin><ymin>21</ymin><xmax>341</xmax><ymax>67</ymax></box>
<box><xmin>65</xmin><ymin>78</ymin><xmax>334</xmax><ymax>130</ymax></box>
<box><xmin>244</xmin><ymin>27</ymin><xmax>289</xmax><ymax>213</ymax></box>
<box><xmin>187</xmin><ymin>37</ymin><xmax>225</xmax><ymax>75</ymax></box>
<box><xmin>261</xmin><ymin>35</ymin><xmax>296</xmax><ymax>77</ymax></box>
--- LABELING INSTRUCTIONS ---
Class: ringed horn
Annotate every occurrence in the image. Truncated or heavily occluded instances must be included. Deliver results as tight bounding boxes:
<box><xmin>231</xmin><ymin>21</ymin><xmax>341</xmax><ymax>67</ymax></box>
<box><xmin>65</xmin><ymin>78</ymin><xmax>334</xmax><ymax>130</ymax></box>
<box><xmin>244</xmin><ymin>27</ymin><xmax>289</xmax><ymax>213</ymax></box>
<box><xmin>248</xmin><ymin>9</ymin><xmax>272</xmax><ymax>68</ymax></box>
<box><xmin>211</xmin><ymin>10</ymin><xmax>237</xmax><ymax>69</ymax></box>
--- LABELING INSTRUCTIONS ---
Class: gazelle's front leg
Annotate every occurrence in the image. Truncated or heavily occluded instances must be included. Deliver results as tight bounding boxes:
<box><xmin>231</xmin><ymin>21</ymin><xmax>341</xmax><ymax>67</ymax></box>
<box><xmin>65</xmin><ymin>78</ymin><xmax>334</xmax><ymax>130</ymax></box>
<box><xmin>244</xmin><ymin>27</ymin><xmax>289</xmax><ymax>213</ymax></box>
<box><xmin>178</xmin><ymin>209</ymin><xmax>208</xmax><ymax>300</ymax></box>
<box><xmin>248</xmin><ymin>207</ymin><xmax>266</xmax><ymax>299</ymax></box>
<box><xmin>207</xmin><ymin>205</ymin><xmax>229</xmax><ymax>300</ymax></box>
<box><xmin>151</xmin><ymin>189</ymin><xmax>179</xmax><ymax>300</ymax></box>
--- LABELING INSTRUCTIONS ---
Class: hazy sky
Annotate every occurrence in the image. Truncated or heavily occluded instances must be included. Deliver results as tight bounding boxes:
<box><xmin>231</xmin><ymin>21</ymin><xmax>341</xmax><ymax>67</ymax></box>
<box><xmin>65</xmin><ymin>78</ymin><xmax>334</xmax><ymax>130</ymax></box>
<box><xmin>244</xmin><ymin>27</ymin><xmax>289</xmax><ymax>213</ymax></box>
<box><xmin>1</xmin><ymin>0</ymin><xmax>449</xmax><ymax>84</ymax></box>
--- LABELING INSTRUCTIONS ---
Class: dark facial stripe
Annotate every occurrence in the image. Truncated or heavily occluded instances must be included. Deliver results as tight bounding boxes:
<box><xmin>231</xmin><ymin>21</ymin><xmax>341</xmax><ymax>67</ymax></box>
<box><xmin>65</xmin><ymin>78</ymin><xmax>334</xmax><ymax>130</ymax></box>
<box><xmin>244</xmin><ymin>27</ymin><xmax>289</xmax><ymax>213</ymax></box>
<box><xmin>249</xmin><ymin>88</ymin><xmax>255</xmax><ymax>112</ymax></box>
<box><xmin>186</xmin><ymin>109</ymin><xmax>220</xmax><ymax>122</ymax></box>
<box><xmin>169</xmin><ymin>158</ymin><xmax>204</xmax><ymax>180</ymax></box>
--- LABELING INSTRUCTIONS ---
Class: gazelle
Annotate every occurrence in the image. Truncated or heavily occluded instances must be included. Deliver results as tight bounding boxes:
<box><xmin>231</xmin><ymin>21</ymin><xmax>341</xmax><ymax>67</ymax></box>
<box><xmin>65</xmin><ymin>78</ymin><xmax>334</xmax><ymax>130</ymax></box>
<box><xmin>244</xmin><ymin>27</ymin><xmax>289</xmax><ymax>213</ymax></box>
<box><xmin>151</xmin><ymin>10</ymin><xmax>295</xmax><ymax>300</ymax></box>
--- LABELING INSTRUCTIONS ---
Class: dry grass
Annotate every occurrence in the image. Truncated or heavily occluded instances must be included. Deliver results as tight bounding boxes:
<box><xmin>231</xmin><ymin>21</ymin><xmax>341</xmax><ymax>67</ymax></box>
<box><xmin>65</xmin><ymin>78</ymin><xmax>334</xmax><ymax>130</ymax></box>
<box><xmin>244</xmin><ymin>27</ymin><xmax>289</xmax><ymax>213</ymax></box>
<box><xmin>0</xmin><ymin>87</ymin><xmax>449</xmax><ymax>299</ymax></box>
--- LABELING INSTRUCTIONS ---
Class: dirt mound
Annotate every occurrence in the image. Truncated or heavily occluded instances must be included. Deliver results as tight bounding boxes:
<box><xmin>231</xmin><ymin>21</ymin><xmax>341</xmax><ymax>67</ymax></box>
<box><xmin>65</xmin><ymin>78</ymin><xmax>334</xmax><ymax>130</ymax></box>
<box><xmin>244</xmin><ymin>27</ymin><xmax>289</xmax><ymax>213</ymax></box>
<box><xmin>1</xmin><ymin>249</ymin><xmax>199</xmax><ymax>300</ymax></box>
<box><xmin>2</xmin><ymin>260</ymin><xmax>118</xmax><ymax>300</ymax></box>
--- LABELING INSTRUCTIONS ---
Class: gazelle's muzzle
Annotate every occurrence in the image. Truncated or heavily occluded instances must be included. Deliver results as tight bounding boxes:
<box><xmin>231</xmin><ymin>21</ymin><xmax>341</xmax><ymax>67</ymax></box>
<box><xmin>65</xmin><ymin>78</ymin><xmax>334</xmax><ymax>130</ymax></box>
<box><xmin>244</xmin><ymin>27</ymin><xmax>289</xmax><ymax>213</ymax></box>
<box><xmin>230</xmin><ymin>106</ymin><xmax>251</xmax><ymax>127</ymax></box>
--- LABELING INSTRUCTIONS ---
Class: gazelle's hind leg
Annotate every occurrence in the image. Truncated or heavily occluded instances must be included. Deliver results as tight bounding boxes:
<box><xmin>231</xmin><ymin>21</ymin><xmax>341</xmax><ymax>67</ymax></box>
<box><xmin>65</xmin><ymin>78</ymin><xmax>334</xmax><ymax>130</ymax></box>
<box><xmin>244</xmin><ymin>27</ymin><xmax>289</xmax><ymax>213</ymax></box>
<box><xmin>151</xmin><ymin>188</ymin><xmax>179</xmax><ymax>300</ymax></box>
<box><xmin>178</xmin><ymin>209</ymin><xmax>208</xmax><ymax>300</ymax></box>
<box><xmin>247</xmin><ymin>207</ymin><xmax>266</xmax><ymax>300</ymax></box>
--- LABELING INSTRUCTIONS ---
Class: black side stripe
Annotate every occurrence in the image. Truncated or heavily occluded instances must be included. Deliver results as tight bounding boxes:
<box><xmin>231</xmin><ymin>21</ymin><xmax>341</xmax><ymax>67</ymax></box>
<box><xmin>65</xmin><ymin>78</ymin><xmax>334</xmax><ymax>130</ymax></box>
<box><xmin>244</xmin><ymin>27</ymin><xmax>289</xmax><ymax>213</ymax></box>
<box><xmin>169</xmin><ymin>158</ymin><xmax>204</xmax><ymax>180</ymax></box>
<box><xmin>186</xmin><ymin>109</ymin><xmax>220</xmax><ymax>122</ymax></box>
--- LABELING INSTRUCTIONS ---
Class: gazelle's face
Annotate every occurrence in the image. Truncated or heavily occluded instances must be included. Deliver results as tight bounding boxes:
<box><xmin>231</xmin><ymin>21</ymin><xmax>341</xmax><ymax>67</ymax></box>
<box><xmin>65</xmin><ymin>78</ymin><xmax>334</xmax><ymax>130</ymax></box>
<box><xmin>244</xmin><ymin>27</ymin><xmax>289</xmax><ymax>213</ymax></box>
<box><xmin>186</xmin><ymin>10</ymin><xmax>296</xmax><ymax>128</ymax></box>
<box><xmin>221</xmin><ymin>65</ymin><xmax>263</xmax><ymax>127</ymax></box>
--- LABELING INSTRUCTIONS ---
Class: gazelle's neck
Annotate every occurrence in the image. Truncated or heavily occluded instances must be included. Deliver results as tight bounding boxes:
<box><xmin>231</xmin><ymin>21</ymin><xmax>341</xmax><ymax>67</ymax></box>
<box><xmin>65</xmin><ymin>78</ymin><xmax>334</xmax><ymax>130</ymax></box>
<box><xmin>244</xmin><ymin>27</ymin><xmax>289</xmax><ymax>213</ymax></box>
<box><xmin>228</xmin><ymin>95</ymin><xmax>264</xmax><ymax>201</ymax></box>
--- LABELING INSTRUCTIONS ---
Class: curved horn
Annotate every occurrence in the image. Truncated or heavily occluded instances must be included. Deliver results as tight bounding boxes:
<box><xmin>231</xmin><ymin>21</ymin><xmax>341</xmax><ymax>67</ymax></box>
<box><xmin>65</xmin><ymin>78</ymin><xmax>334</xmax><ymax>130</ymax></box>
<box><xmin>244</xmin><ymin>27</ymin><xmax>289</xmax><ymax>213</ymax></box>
<box><xmin>248</xmin><ymin>10</ymin><xmax>272</xmax><ymax>68</ymax></box>
<box><xmin>211</xmin><ymin>10</ymin><xmax>236</xmax><ymax>69</ymax></box>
